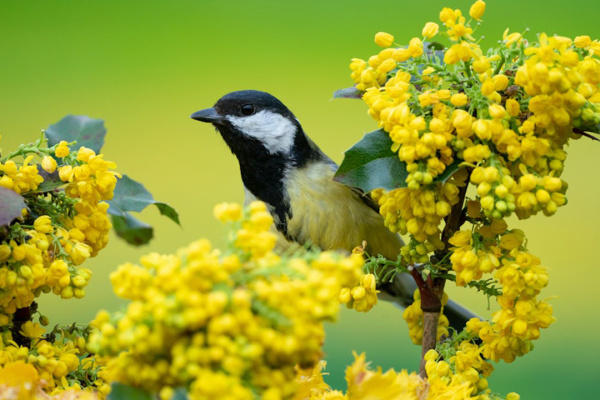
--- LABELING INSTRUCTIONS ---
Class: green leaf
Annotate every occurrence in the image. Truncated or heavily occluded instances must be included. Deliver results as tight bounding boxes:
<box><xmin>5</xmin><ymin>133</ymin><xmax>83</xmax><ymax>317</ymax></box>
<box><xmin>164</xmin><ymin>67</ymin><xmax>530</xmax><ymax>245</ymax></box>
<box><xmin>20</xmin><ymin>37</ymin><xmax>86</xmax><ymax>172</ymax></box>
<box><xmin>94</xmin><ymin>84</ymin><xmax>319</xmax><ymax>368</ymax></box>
<box><xmin>106</xmin><ymin>175</ymin><xmax>180</xmax><ymax>246</ymax></box>
<box><xmin>111</xmin><ymin>213</ymin><xmax>153</xmax><ymax>246</ymax></box>
<box><xmin>155</xmin><ymin>202</ymin><xmax>181</xmax><ymax>225</ymax></box>
<box><xmin>107</xmin><ymin>175</ymin><xmax>155</xmax><ymax>215</ymax></box>
<box><xmin>332</xmin><ymin>87</ymin><xmax>362</xmax><ymax>99</ymax></box>
<box><xmin>0</xmin><ymin>187</ymin><xmax>26</xmax><ymax>227</ymax></box>
<box><xmin>107</xmin><ymin>382</ymin><xmax>153</xmax><ymax>400</ymax></box>
<box><xmin>36</xmin><ymin>167</ymin><xmax>64</xmax><ymax>193</ymax></box>
<box><xmin>171</xmin><ymin>388</ymin><xmax>189</xmax><ymax>400</ymax></box>
<box><xmin>45</xmin><ymin>115</ymin><xmax>106</xmax><ymax>153</ymax></box>
<box><xmin>107</xmin><ymin>175</ymin><xmax>180</xmax><ymax>226</ymax></box>
<box><xmin>334</xmin><ymin>129</ymin><xmax>408</xmax><ymax>192</ymax></box>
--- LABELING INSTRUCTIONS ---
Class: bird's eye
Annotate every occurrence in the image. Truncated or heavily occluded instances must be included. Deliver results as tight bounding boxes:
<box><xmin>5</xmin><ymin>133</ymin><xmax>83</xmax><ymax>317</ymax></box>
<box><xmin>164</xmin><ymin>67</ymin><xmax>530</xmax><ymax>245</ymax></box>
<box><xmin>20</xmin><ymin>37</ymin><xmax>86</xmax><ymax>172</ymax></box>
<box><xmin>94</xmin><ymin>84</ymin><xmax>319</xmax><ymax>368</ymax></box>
<box><xmin>241</xmin><ymin>104</ymin><xmax>255</xmax><ymax>116</ymax></box>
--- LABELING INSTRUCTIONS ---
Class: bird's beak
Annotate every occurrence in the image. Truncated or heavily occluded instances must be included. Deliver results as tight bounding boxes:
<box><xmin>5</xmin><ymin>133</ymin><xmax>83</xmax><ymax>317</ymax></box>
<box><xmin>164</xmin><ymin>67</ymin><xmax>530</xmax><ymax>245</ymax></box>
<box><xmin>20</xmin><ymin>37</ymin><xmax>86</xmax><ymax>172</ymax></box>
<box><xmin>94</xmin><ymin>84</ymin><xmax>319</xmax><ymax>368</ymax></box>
<box><xmin>190</xmin><ymin>107</ymin><xmax>225</xmax><ymax>124</ymax></box>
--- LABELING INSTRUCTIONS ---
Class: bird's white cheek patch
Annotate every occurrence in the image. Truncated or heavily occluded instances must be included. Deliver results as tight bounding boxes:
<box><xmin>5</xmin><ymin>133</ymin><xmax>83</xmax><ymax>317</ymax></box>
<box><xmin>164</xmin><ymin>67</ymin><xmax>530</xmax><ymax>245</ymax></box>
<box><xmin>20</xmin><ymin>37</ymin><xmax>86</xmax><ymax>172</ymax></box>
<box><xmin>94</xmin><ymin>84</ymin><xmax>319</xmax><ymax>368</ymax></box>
<box><xmin>227</xmin><ymin>110</ymin><xmax>296</xmax><ymax>155</ymax></box>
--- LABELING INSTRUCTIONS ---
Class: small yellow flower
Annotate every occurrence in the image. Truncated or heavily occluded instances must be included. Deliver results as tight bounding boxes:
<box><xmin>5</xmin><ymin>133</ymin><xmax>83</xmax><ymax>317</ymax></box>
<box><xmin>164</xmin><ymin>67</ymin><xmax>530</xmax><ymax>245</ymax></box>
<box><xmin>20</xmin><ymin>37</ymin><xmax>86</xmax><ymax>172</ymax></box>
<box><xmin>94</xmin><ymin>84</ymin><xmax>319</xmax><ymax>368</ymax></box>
<box><xmin>503</xmin><ymin>29</ymin><xmax>522</xmax><ymax>47</ymax></box>
<box><xmin>41</xmin><ymin>155</ymin><xmax>57</xmax><ymax>173</ymax></box>
<box><xmin>408</xmin><ymin>37</ymin><xmax>423</xmax><ymax>57</ymax></box>
<box><xmin>214</xmin><ymin>202</ymin><xmax>243</xmax><ymax>222</ymax></box>
<box><xmin>469</xmin><ymin>0</ymin><xmax>486</xmax><ymax>20</ymax></box>
<box><xmin>422</xmin><ymin>22</ymin><xmax>439</xmax><ymax>39</ymax></box>
<box><xmin>58</xmin><ymin>165</ymin><xmax>74</xmax><ymax>181</ymax></box>
<box><xmin>20</xmin><ymin>321</ymin><xmax>46</xmax><ymax>338</ymax></box>
<box><xmin>77</xmin><ymin>146</ymin><xmax>96</xmax><ymax>162</ymax></box>
<box><xmin>55</xmin><ymin>140</ymin><xmax>70</xmax><ymax>157</ymax></box>
<box><xmin>450</xmin><ymin>93</ymin><xmax>468</xmax><ymax>107</ymax></box>
<box><xmin>374</xmin><ymin>32</ymin><xmax>394</xmax><ymax>47</ymax></box>
<box><xmin>574</xmin><ymin>35</ymin><xmax>591</xmax><ymax>48</ymax></box>
<box><xmin>505</xmin><ymin>98</ymin><xmax>521</xmax><ymax>117</ymax></box>
<box><xmin>33</xmin><ymin>215</ymin><xmax>53</xmax><ymax>234</ymax></box>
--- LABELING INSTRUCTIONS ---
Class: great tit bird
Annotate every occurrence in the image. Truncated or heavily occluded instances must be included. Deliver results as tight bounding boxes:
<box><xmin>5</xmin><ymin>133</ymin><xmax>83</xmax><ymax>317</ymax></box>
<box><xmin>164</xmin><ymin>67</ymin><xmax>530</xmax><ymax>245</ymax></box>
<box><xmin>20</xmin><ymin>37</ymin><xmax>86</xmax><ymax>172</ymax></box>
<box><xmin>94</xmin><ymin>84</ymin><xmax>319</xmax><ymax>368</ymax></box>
<box><xmin>191</xmin><ymin>90</ymin><xmax>475</xmax><ymax>329</ymax></box>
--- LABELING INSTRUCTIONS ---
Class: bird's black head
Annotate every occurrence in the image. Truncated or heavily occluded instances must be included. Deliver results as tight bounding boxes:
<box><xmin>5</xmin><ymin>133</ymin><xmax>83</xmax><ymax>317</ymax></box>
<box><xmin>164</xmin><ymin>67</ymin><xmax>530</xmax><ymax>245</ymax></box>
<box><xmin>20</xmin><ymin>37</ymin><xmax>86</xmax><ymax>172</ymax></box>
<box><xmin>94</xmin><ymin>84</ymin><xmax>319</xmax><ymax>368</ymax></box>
<box><xmin>191</xmin><ymin>90</ymin><xmax>332</xmax><ymax>237</ymax></box>
<box><xmin>192</xmin><ymin>90</ymin><xmax>295</xmax><ymax>122</ymax></box>
<box><xmin>191</xmin><ymin>90</ymin><xmax>304</xmax><ymax>157</ymax></box>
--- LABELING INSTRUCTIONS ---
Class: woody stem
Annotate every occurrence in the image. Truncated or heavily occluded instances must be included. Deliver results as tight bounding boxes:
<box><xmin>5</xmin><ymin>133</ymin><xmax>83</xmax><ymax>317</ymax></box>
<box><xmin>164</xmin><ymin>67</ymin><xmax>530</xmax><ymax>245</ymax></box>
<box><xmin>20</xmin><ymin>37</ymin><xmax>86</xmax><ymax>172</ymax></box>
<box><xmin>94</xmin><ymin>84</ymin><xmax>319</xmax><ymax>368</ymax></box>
<box><xmin>415</xmin><ymin>169</ymin><xmax>471</xmax><ymax>378</ymax></box>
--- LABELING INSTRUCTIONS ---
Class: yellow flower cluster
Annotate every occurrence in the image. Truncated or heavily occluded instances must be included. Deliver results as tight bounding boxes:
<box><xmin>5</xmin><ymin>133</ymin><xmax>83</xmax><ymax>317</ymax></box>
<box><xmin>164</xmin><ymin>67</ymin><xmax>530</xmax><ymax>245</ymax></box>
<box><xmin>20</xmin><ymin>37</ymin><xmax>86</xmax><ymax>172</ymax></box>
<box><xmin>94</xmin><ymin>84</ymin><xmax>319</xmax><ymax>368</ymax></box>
<box><xmin>0</xmin><ymin>137</ymin><xmax>118</xmax><ymax>398</ymax></box>
<box><xmin>58</xmin><ymin>145</ymin><xmax>118</xmax><ymax>257</ymax></box>
<box><xmin>0</xmin><ymin>360</ymin><xmax>101</xmax><ymax>400</ymax></box>
<box><xmin>0</xmin><ymin>156</ymin><xmax>44</xmax><ymax>194</ymax></box>
<box><xmin>402</xmin><ymin>290</ymin><xmax>449</xmax><ymax>345</ymax></box>
<box><xmin>0</xmin><ymin>329</ymin><xmax>109</xmax><ymax>397</ymax></box>
<box><xmin>349</xmin><ymin>0</ymin><xmax>600</xmax><ymax>246</ymax></box>
<box><xmin>346</xmin><ymin>0</ymin><xmax>591</xmax><ymax>377</ymax></box>
<box><xmin>422</xmin><ymin>346</ymin><xmax>504</xmax><ymax>400</ymax></box>
<box><xmin>371</xmin><ymin>169</ymin><xmax>466</xmax><ymax>244</ymax></box>
<box><xmin>447</xmin><ymin>223</ymin><xmax>555</xmax><ymax>362</ymax></box>
<box><xmin>448</xmin><ymin>228</ymin><xmax>501</xmax><ymax>286</ymax></box>
<box><xmin>89</xmin><ymin>202</ymin><xmax>366</xmax><ymax>400</ymax></box>
<box><xmin>0</xmin><ymin>144</ymin><xmax>118</xmax><ymax>322</ymax></box>
<box><xmin>295</xmin><ymin>351</ymin><xmax>517</xmax><ymax>400</ymax></box>
<box><xmin>339</xmin><ymin>273</ymin><xmax>378</xmax><ymax>312</ymax></box>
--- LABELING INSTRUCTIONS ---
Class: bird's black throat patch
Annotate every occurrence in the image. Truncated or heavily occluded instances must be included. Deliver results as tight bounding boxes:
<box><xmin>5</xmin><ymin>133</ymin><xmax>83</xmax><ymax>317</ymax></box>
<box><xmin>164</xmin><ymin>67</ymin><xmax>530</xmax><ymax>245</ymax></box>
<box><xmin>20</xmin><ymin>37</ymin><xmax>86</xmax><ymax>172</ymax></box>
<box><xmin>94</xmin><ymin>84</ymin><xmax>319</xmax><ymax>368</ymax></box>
<box><xmin>215</xmin><ymin>123</ymin><xmax>293</xmax><ymax>236</ymax></box>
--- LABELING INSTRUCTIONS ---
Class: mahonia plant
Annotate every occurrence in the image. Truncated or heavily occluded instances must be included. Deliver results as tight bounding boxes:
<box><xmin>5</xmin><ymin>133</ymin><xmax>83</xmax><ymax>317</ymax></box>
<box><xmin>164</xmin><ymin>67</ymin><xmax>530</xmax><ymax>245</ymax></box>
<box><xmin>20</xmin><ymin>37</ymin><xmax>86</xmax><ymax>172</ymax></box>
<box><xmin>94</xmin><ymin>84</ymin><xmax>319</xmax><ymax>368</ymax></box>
<box><xmin>88</xmin><ymin>202</ymin><xmax>370</xmax><ymax>400</ymax></box>
<box><xmin>331</xmin><ymin>0</ymin><xmax>599</xmax><ymax>397</ymax></box>
<box><xmin>0</xmin><ymin>133</ymin><xmax>116</xmax><ymax>398</ymax></box>
<box><xmin>0</xmin><ymin>117</ymin><xmax>178</xmax><ymax>400</ymax></box>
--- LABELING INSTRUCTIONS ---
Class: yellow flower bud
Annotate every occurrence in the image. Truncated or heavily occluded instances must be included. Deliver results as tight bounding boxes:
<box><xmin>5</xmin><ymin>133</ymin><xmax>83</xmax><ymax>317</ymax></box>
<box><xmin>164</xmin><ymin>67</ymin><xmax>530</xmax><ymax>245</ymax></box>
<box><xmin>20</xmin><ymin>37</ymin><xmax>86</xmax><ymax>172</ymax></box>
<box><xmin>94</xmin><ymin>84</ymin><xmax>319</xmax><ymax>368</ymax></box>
<box><xmin>543</xmin><ymin>176</ymin><xmax>562</xmax><ymax>192</ymax></box>
<box><xmin>469</xmin><ymin>0</ymin><xmax>486</xmax><ymax>20</ymax></box>
<box><xmin>374</xmin><ymin>32</ymin><xmax>394</xmax><ymax>47</ymax></box>
<box><xmin>0</xmin><ymin>244</ymin><xmax>12</xmax><ymax>263</ymax></box>
<box><xmin>505</xmin><ymin>98</ymin><xmax>520</xmax><ymax>117</ymax></box>
<box><xmin>472</xmin><ymin>56</ymin><xmax>490</xmax><ymax>74</ymax></box>
<box><xmin>492</xmin><ymin>74</ymin><xmax>509</xmax><ymax>91</ymax></box>
<box><xmin>41</xmin><ymin>156</ymin><xmax>57</xmax><ymax>173</ymax></box>
<box><xmin>424</xmin><ymin>349</ymin><xmax>439</xmax><ymax>361</ymax></box>
<box><xmin>489</xmin><ymin>104</ymin><xmax>506</xmax><ymax>119</ymax></box>
<box><xmin>481</xmin><ymin>79</ymin><xmax>495</xmax><ymax>96</ymax></box>
<box><xmin>77</xmin><ymin>146</ymin><xmax>96</xmax><ymax>162</ymax></box>
<box><xmin>34</xmin><ymin>215</ymin><xmax>53</xmax><ymax>234</ymax></box>
<box><xmin>422</xmin><ymin>22</ymin><xmax>439</xmax><ymax>39</ymax></box>
<box><xmin>450</xmin><ymin>93</ymin><xmax>468</xmax><ymax>107</ymax></box>
<box><xmin>339</xmin><ymin>288</ymin><xmax>352</xmax><ymax>304</ymax></box>
<box><xmin>439</xmin><ymin>8</ymin><xmax>458</xmax><ymax>24</ymax></box>
<box><xmin>58</xmin><ymin>165</ymin><xmax>74</xmax><ymax>182</ymax></box>
<box><xmin>408</xmin><ymin>37</ymin><xmax>423</xmax><ymax>57</ymax></box>
<box><xmin>351</xmin><ymin>286</ymin><xmax>366</xmax><ymax>300</ymax></box>
<box><xmin>55</xmin><ymin>141</ymin><xmax>70</xmax><ymax>158</ymax></box>
<box><xmin>377</xmin><ymin>58</ymin><xmax>397</xmax><ymax>74</ymax></box>
<box><xmin>519</xmin><ymin>174</ymin><xmax>538</xmax><ymax>191</ymax></box>
<box><xmin>574</xmin><ymin>35</ymin><xmax>591</xmax><ymax>48</ymax></box>
<box><xmin>393</xmin><ymin>48</ymin><xmax>412</xmax><ymax>62</ymax></box>
<box><xmin>480</xmin><ymin>195</ymin><xmax>495</xmax><ymax>211</ymax></box>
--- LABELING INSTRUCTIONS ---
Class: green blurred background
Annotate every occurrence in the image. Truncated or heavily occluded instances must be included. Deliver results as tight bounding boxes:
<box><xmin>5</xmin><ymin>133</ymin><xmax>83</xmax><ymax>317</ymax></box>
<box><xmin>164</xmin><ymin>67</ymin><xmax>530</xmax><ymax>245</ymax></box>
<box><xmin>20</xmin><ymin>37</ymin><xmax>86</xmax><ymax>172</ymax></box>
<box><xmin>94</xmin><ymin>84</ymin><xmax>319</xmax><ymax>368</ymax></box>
<box><xmin>1</xmin><ymin>0</ymin><xmax>599</xmax><ymax>398</ymax></box>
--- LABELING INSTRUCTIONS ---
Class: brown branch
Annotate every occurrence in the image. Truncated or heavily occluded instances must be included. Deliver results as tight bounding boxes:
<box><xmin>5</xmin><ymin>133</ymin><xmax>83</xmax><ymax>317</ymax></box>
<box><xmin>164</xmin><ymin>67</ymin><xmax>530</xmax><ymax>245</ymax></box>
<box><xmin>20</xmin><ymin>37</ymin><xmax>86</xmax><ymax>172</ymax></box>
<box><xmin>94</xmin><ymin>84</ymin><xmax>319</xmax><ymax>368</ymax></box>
<box><xmin>415</xmin><ymin>170</ymin><xmax>471</xmax><ymax>378</ymax></box>
<box><xmin>11</xmin><ymin>303</ymin><xmax>35</xmax><ymax>348</ymax></box>
<box><xmin>573</xmin><ymin>128</ymin><xmax>600</xmax><ymax>142</ymax></box>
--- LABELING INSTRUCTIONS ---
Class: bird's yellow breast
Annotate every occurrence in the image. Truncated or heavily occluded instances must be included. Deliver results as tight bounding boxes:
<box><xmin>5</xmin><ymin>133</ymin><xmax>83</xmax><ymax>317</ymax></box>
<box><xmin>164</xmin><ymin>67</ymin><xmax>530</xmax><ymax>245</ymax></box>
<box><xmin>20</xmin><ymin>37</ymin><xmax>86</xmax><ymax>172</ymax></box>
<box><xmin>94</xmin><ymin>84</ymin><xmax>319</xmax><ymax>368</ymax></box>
<box><xmin>279</xmin><ymin>162</ymin><xmax>402</xmax><ymax>259</ymax></box>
